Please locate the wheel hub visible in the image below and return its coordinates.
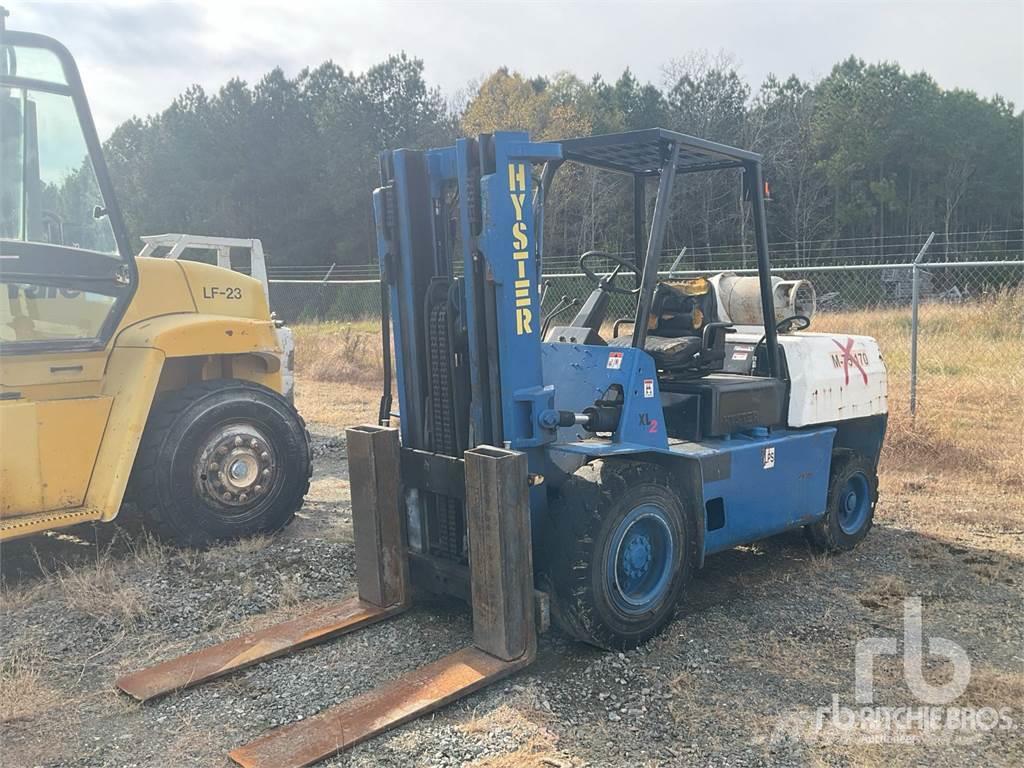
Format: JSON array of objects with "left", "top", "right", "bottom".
[
  {"left": 196, "top": 424, "right": 276, "bottom": 507},
  {"left": 608, "top": 506, "right": 675, "bottom": 614},
  {"left": 837, "top": 472, "right": 870, "bottom": 534},
  {"left": 622, "top": 534, "right": 653, "bottom": 579}
]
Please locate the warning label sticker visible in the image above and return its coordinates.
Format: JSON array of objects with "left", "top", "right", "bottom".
[
  {"left": 607, "top": 351, "right": 623, "bottom": 369},
  {"left": 643, "top": 379, "right": 655, "bottom": 398},
  {"left": 731, "top": 344, "right": 753, "bottom": 362}
]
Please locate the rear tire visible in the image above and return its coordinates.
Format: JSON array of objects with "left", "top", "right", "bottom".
[
  {"left": 545, "top": 460, "right": 696, "bottom": 650},
  {"left": 131, "top": 379, "right": 312, "bottom": 547},
  {"left": 806, "top": 450, "right": 877, "bottom": 552}
]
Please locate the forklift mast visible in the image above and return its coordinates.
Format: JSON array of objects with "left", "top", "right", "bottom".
[
  {"left": 374, "top": 134, "right": 562, "bottom": 566},
  {"left": 375, "top": 135, "right": 565, "bottom": 444}
]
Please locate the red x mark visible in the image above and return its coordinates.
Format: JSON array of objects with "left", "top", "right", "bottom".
[{"left": 833, "top": 337, "right": 869, "bottom": 385}]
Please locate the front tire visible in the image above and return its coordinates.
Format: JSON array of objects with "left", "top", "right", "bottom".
[
  {"left": 545, "top": 460, "right": 696, "bottom": 650},
  {"left": 131, "top": 379, "right": 312, "bottom": 547}
]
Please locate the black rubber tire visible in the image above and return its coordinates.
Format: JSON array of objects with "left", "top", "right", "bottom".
[
  {"left": 544, "top": 459, "right": 696, "bottom": 651},
  {"left": 130, "top": 379, "right": 312, "bottom": 547},
  {"left": 806, "top": 449, "right": 878, "bottom": 552}
]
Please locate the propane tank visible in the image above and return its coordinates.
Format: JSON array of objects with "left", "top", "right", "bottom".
[{"left": 708, "top": 273, "right": 816, "bottom": 326}]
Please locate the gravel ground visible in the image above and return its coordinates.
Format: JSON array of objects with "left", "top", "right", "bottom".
[{"left": 1, "top": 418, "right": 1021, "bottom": 767}]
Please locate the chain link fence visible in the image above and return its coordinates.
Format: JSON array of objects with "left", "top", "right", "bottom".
[
  {"left": 269, "top": 279, "right": 383, "bottom": 323},
  {"left": 270, "top": 230, "right": 1023, "bottom": 422}
]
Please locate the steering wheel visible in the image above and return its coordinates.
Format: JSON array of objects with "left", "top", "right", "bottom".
[
  {"left": 776, "top": 314, "right": 811, "bottom": 333},
  {"left": 578, "top": 251, "right": 641, "bottom": 296},
  {"left": 750, "top": 314, "right": 811, "bottom": 371}
]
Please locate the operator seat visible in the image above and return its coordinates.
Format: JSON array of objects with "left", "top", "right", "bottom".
[
  {"left": 609, "top": 334, "right": 704, "bottom": 369},
  {"left": 610, "top": 276, "right": 787, "bottom": 439},
  {"left": 608, "top": 277, "right": 725, "bottom": 375}
]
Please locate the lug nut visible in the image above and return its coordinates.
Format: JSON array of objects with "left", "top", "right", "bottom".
[
  {"left": 260, "top": 452, "right": 270, "bottom": 461},
  {"left": 262, "top": 468, "right": 270, "bottom": 478},
  {"left": 217, "top": 445, "right": 228, "bottom": 455},
  {"left": 250, "top": 438, "right": 259, "bottom": 448},
  {"left": 254, "top": 485, "right": 263, "bottom": 494},
  {"left": 209, "top": 462, "right": 219, "bottom": 471},
  {"left": 222, "top": 492, "right": 233, "bottom": 500},
  {"left": 239, "top": 493, "right": 248, "bottom": 502},
  {"left": 234, "top": 436, "right": 243, "bottom": 446}
]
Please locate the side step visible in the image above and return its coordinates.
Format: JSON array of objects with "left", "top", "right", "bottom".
[{"left": 0, "top": 507, "right": 102, "bottom": 540}]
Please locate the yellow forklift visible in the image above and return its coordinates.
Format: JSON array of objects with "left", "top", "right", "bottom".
[{"left": 0, "top": 19, "right": 312, "bottom": 546}]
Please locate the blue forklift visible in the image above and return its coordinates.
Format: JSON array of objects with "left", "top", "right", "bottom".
[{"left": 119, "top": 129, "right": 888, "bottom": 768}]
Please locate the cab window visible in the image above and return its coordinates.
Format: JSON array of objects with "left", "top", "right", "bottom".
[
  {"left": 1, "top": 76, "right": 116, "bottom": 252},
  {"left": 1, "top": 38, "right": 127, "bottom": 350}
]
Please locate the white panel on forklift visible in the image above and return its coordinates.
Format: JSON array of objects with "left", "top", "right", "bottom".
[{"left": 730, "top": 330, "right": 888, "bottom": 427}]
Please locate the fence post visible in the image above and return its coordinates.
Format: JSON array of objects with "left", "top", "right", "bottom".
[
  {"left": 316, "top": 262, "right": 336, "bottom": 320},
  {"left": 909, "top": 232, "right": 935, "bottom": 419}
]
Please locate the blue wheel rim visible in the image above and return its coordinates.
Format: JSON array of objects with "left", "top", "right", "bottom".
[
  {"left": 837, "top": 472, "right": 871, "bottom": 534},
  {"left": 606, "top": 504, "right": 675, "bottom": 615}
]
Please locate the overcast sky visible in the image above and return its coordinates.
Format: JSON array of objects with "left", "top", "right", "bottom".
[{"left": 10, "top": 0, "right": 1024, "bottom": 137}]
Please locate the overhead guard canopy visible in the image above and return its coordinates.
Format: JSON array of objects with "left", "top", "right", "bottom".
[{"left": 558, "top": 127, "right": 761, "bottom": 176}]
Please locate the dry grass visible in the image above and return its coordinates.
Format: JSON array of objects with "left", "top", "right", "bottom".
[
  {"left": 813, "top": 287, "right": 1024, "bottom": 487},
  {"left": 273, "top": 572, "right": 306, "bottom": 609},
  {"left": 467, "top": 737, "right": 571, "bottom": 768},
  {"left": 960, "top": 666, "right": 1024, "bottom": 709},
  {"left": 459, "top": 702, "right": 567, "bottom": 767},
  {"left": 0, "top": 578, "right": 51, "bottom": 612},
  {"left": 292, "top": 290, "right": 1023, "bottom": 488},
  {"left": 291, "top": 320, "right": 387, "bottom": 426},
  {"left": 0, "top": 649, "right": 60, "bottom": 723},
  {"left": 459, "top": 700, "right": 547, "bottom": 735},
  {"left": 2, "top": 534, "right": 166, "bottom": 620},
  {"left": 55, "top": 556, "right": 149, "bottom": 628},
  {"left": 856, "top": 574, "right": 909, "bottom": 611},
  {"left": 292, "top": 320, "right": 384, "bottom": 386},
  {"left": 726, "top": 627, "right": 835, "bottom": 688},
  {"left": 124, "top": 530, "right": 171, "bottom": 568},
  {"left": 294, "top": 378, "right": 381, "bottom": 429},
  {"left": 203, "top": 533, "right": 272, "bottom": 565}
]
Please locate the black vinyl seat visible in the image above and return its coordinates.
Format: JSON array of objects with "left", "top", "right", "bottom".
[
  {"left": 608, "top": 334, "right": 702, "bottom": 369},
  {"left": 607, "top": 278, "right": 729, "bottom": 376}
]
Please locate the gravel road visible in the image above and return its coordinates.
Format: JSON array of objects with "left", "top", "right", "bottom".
[{"left": 1, "top": 423, "right": 1021, "bottom": 767}]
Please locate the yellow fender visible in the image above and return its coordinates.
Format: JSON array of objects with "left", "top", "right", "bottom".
[
  {"left": 84, "top": 315, "right": 285, "bottom": 522},
  {"left": 116, "top": 313, "right": 282, "bottom": 363}
]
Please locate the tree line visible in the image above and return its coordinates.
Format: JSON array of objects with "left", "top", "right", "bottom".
[{"left": 92, "top": 51, "right": 1021, "bottom": 268}]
